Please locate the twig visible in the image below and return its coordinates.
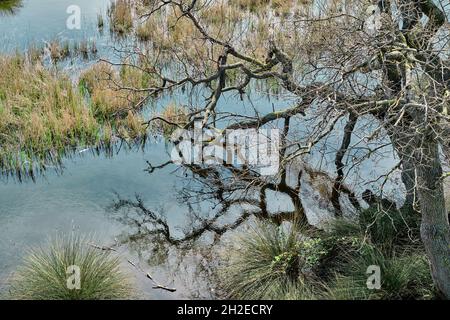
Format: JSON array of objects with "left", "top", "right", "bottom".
[
  {"left": 126, "top": 259, "right": 177, "bottom": 293},
  {"left": 90, "top": 243, "right": 177, "bottom": 293},
  {"left": 89, "top": 243, "right": 117, "bottom": 252}
]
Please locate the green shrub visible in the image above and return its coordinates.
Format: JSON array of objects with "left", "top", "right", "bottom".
[{"left": 9, "top": 234, "right": 133, "bottom": 300}]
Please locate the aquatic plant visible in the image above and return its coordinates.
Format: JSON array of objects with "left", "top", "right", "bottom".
[
  {"left": 74, "top": 40, "right": 98, "bottom": 59},
  {"left": 97, "top": 13, "right": 104, "bottom": 29},
  {"left": 0, "top": 54, "right": 147, "bottom": 180},
  {"left": 48, "top": 40, "right": 71, "bottom": 62},
  {"left": 9, "top": 234, "right": 133, "bottom": 300},
  {"left": 79, "top": 61, "right": 150, "bottom": 122},
  {"left": 155, "top": 103, "right": 189, "bottom": 137},
  {"left": 136, "top": 18, "right": 155, "bottom": 42},
  {"left": 109, "top": 0, "right": 133, "bottom": 34},
  {"left": 0, "top": 54, "right": 101, "bottom": 179},
  {"left": 26, "top": 44, "right": 44, "bottom": 63}
]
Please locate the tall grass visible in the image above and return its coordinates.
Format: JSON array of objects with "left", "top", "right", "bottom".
[
  {"left": 320, "top": 207, "right": 433, "bottom": 300},
  {"left": 155, "top": 103, "right": 188, "bottom": 137},
  {"left": 109, "top": 0, "right": 133, "bottom": 34},
  {"left": 78, "top": 62, "right": 148, "bottom": 140},
  {"left": 0, "top": 54, "right": 148, "bottom": 180},
  {"left": 324, "top": 249, "right": 433, "bottom": 300},
  {"left": 49, "top": 40, "right": 70, "bottom": 62},
  {"left": 9, "top": 234, "right": 132, "bottom": 300},
  {"left": 0, "top": 54, "right": 101, "bottom": 179},
  {"left": 97, "top": 14, "right": 104, "bottom": 29}
]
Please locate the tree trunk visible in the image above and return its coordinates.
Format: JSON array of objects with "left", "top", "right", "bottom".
[
  {"left": 386, "top": 124, "right": 417, "bottom": 210},
  {"left": 415, "top": 141, "right": 450, "bottom": 299},
  {"left": 401, "top": 156, "right": 416, "bottom": 209}
]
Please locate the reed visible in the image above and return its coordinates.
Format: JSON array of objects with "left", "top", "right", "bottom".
[
  {"left": 109, "top": 0, "right": 133, "bottom": 34},
  {"left": 0, "top": 54, "right": 148, "bottom": 180}
]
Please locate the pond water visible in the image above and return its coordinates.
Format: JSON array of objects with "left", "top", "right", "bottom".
[
  {"left": 0, "top": 0, "right": 109, "bottom": 52},
  {"left": 0, "top": 0, "right": 399, "bottom": 299},
  {"left": 0, "top": 0, "right": 193, "bottom": 299}
]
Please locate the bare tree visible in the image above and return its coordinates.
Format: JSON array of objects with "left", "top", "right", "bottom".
[{"left": 106, "top": 0, "right": 450, "bottom": 298}]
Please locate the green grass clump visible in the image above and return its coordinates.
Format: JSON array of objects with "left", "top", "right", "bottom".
[
  {"left": 219, "top": 222, "right": 325, "bottom": 299},
  {"left": 218, "top": 207, "right": 435, "bottom": 300},
  {"left": 324, "top": 248, "right": 433, "bottom": 300},
  {"left": 0, "top": 0, "right": 22, "bottom": 15},
  {"left": 320, "top": 207, "right": 433, "bottom": 300},
  {"left": 9, "top": 234, "right": 132, "bottom": 300},
  {"left": 78, "top": 62, "right": 148, "bottom": 140}
]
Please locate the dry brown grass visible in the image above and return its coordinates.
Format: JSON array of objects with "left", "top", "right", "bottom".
[
  {"left": 48, "top": 40, "right": 70, "bottom": 62},
  {"left": 0, "top": 55, "right": 100, "bottom": 178},
  {"left": 109, "top": 0, "right": 133, "bottom": 34},
  {"left": 0, "top": 55, "right": 148, "bottom": 179}
]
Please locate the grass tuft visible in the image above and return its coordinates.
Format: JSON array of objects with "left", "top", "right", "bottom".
[
  {"left": 9, "top": 234, "right": 133, "bottom": 300},
  {"left": 218, "top": 222, "right": 323, "bottom": 299},
  {"left": 0, "top": 0, "right": 22, "bottom": 15}
]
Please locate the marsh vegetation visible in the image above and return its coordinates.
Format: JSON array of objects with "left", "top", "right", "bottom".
[{"left": 0, "top": 53, "right": 148, "bottom": 180}]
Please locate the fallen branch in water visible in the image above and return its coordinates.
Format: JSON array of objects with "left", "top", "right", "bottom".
[
  {"left": 126, "top": 259, "right": 177, "bottom": 293},
  {"left": 89, "top": 243, "right": 117, "bottom": 252},
  {"left": 89, "top": 242, "right": 177, "bottom": 293}
]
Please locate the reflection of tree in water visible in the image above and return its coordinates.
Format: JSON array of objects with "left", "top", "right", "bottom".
[
  {"left": 0, "top": 0, "right": 22, "bottom": 15},
  {"left": 111, "top": 116, "right": 368, "bottom": 246},
  {"left": 109, "top": 122, "right": 373, "bottom": 297}
]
